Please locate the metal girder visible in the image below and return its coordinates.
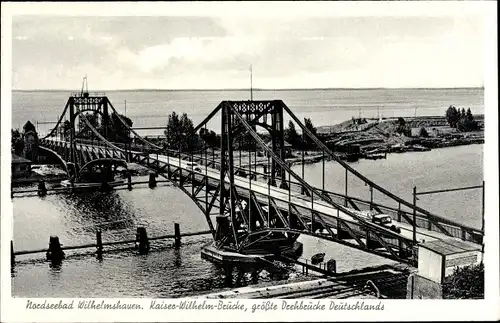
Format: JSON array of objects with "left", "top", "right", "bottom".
[
  {"left": 290, "top": 205, "right": 309, "bottom": 231},
  {"left": 368, "top": 230, "right": 400, "bottom": 259},
  {"left": 230, "top": 186, "right": 248, "bottom": 228},
  {"left": 269, "top": 198, "right": 290, "bottom": 228},
  {"left": 338, "top": 219, "right": 367, "bottom": 249},
  {"left": 258, "top": 227, "right": 410, "bottom": 264},
  {"left": 312, "top": 211, "right": 336, "bottom": 237},
  {"left": 250, "top": 192, "right": 268, "bottom": 227}
]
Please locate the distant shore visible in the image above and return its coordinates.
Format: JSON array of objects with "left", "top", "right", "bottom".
[{"left": 12, "top": 87, "right": 485, "bottom": 93}]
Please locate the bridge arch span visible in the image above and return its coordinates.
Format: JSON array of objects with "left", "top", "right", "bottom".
[
  {"left": 38, "top": 146, "right": 70, "bottom": 175},
  {"left": 129, "top": 155, "right": 216, "bottom": 236}
]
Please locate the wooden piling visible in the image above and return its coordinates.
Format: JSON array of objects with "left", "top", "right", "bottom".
[
  {"left": 96, "top": 230, "right": 103, "bottom": 254},
  {"left": 327, "top": 259, "right": 337, "bottom": 273},
  {"left": 148, "top": 173, "right": 157, "bottom": 189},
  {"left": 136, "top": 227, "right": 150, "bottom": 254},
  {"left": 46, "top": 235, "right": 65, "bottom": 262},
  {"left": 127, "top": 173, "right": 132, "bottom": 190},
  {"left": 174, "top": 223, "right": 181, "bottom": 249},
  {"left": 37, "top": 180, "right": 47, "bottom": 197}
]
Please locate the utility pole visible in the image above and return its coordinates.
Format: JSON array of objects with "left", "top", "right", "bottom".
[{"left": 125, "top": 100, "right": 127, "bottom": 117}]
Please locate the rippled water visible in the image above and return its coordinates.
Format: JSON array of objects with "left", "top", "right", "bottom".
[
  {"left": 11, "top": 144, "right": 483, "bottom": 297},
  {"left": 12, "top": 88, "right": 484, "bottom": 136}
]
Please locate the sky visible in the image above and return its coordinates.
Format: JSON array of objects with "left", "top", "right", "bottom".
[{"left": 11, "top": 11, "right": 486, "bottom": 90}]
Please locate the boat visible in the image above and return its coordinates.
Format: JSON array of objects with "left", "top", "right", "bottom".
[
  {"left": 311, "top": 252, "right": 326, "bottom": 265},
  {"left": 406, "top": 144, "right": 431, "bottom": 152},
  {"left": 364, "top": 152, "right": 386, "bottom": 160}
]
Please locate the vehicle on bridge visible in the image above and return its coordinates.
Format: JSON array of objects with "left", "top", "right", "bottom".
[
  {"left": 360, "top": 210, "right": 401, "bottom": 233},
  {"left": 186, "top": 161, "right": 202, "bottom": 173},
  {"left": 311, "top": 252, "right": 326, "bottom": 264}
]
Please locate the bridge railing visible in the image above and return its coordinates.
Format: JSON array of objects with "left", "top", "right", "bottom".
[
  {"left": 318, "top": 190, "right": 483, "bottom": 244},
  {"left": 42, "top": 136, "right": 483, "bottom": 245}
]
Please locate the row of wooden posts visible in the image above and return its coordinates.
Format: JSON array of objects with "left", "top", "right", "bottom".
[
  {"left": 11, "top": 173, "right": 162, "bottom": 197},
  {"left": 11, "top": 223, "right": 211, "bottom": 266}
]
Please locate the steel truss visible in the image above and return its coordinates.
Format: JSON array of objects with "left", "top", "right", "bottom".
[{"left": 39, "top": 98, "right": 484, "bottom": 266}]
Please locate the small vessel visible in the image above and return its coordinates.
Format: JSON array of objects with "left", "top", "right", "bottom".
[
  {"left": 364, "top": 152, "right": 386, "bottom": 160},
  {"left": 311, "top": 252, "right": 326, "bottom": 265}
]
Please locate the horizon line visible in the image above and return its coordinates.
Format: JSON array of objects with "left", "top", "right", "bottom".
[{"left": 12, "top": 86, "right": 485, "bottom": 92}]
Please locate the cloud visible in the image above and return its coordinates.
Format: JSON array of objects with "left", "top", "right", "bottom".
[
  {"left": 115, "top": 36, "right": 263, "bottom": 73},
  {"left": 11, "top": 15, "right": 485, "bottom": 89}
]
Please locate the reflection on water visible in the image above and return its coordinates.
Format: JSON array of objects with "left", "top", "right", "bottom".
[
  {"left": 11, "top": 145, "right": 483, "bottom": 297},
  {"left": 12, "top": 241, "right": 304, "bottom": 298}
]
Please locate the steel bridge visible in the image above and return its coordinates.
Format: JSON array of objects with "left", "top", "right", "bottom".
[{"left": 38, "top": 93, "right": 483, "bottom": 266}]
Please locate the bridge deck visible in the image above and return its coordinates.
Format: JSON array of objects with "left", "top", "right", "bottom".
[
  {"left": 154, "top": 153, "right": 476, "bottom": 247},
  {"left": 41, "top": 138, "right": 481, "bottom": 250}
]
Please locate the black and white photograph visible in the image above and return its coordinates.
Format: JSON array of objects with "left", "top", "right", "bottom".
[{"left": 1, "top": 1, "right": 498, "bottom": 322}]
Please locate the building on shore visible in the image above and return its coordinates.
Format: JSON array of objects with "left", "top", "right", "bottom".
[
  {"left": 262, "top": 140, "right": 293, "bottom": 157},
  {"left": 410, "top": 126, "right": 457, "bottom": 138},
  {"left": 22, "top": 121, "right": 39, "bottom": 162},
  {"left": 12, "top": 154, "right": 32, "bottom": 178}
]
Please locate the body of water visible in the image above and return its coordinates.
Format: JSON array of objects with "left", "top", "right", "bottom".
[
  {"left": 12, "top": 88, "right": 484, "bottom": 136},
  {"left": 10, "top": 88, "right": 484, "bottom": 297}
]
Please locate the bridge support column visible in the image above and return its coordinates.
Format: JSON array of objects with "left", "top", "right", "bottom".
[
  {"left": 46, "top": 236, "right": 65, "bottom": 263},
  {"left": 127, "top": 173, "right": 132, "bottom": 190},
  {"left": 214, "top": 215, "right": 230, "bottom": 246},
  {"left": 37, "top": 180, "right": 47, "bottom": 197},
  {"left": 326, "top": 259, "right": 337, "bottom": 273},
  {"left": 96, "top": 230, "right": 103, "bottom": 257},
  {"left": 174, "top": 223, "right": 181, "bottom": 249},
  {"left": 148, "top": 173, "right": 157, "bottom": 189},
  {"left": 136, "top": 227, "right": 150, "bottom": 255}
]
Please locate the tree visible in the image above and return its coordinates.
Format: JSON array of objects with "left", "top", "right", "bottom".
[
  {"left": 396, "top": 117, "right": 408, "bottom": 135},
  {"left": 61, "top": 120, "right": 71, "bottom": 140},
  {"left": 303, "top": 118, "right": 317, "bottom": 149},
  {"left": 164, "top": 112, "right": 199, "bottom": 152},
  {"left": 200, "top": 128, "right": 219, "bottom": 148},
  {"left": 442, "top": 263, "right": 484, "bottom": 299},
  {"left": 455, "top": 107, "right": 479, "bottom": 132},
  {"left": 445, "top": 105, "right": 461, "bottom": 128},
  {"left": 11, "top": 129, "right": 24, "bottom": 155},
  {"left": 284, "top": 120, "right": 299, "bottom": 148},
  {"left": 110, "top": 112, "right": 132, "bottom": 143},
  {"left": 419, "top": 127, "right": 429, "bottom": 138}
]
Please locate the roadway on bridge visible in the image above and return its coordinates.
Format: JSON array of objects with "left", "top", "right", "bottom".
[
  {"left": 150, "top": 152, "right": 463, "bottom": 246},
  {"left": 43, "top": 138, "right": 477, "bottom": 248}
]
